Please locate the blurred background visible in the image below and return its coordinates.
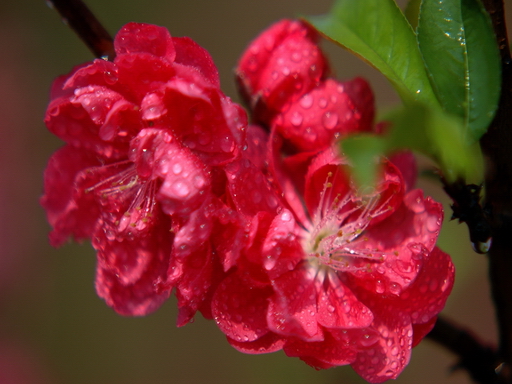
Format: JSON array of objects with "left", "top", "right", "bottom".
[{"left": 0, "top": 0, "right": 509, "bottom": 383}]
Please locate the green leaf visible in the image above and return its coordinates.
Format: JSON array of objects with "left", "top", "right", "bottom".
[
  {"left": 306, "top": 0, "right": 438, "bottom": 106},
  {"left": 417, "top": 0, "right": 501, "bottom": 142},
  {"left": 342, "top": 101, "right": 484, "bottom": 186},
  {"left": 341, "top": 135, "right": 386, "bottom": 187}
]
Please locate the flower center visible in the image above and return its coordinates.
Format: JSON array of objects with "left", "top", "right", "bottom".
[
  {"left": 303, "top": 170, "right": 393, "bottom": 272},
  {"left": 85, "top": 161, "right": 159, "bottom": 237}
]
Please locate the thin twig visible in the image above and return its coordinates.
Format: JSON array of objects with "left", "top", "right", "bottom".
[
  {"left": 46, "top": 0, "right": 115, "bottom": 60},
  {"left": 427, "top": 316, "right": 503, "bottom": 383}
]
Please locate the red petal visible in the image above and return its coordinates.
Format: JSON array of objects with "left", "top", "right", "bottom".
[
  {"left": 388, "top": 151, "right": 417, "bottom": 192},
  {"left": 399, "top": 247, "right": 454, "bottom": 324},
  {"left": 227, "top": 332, "right": 285, "bottom": 354},
  {"left": 283, "top": 331, "right": 357, "bottom": 368},
  {"left": 273, "top": 78, "right": 374, "bottom": 152},
  {"left": 317, "top": 272, "right": 373, "bottom": 329},
  {"left": 114, "top": 22, "right": 176, "bottom": 62},
  {"left": 348, "top": 189, "right": 444, "bottom": 294},
  {"left": 212, "top": 273, "right": 272, "bottom": 342},
  {"left": 351, "top": 307, "right": 413, "bottom": 383},
  {"left": 236, "top": 19, "right": 327, "bottom": 121},
  {"left": 40, "top": 146, "right": 103, "bottom": 246},
  {"left": 411, "top": 317, "right": 437, "bottom": 347},
  {"left": 94, "top": 220, "right": 173, "bottom": 316},
  {"left": 267, "top": 264, "right": 323, "bottom": 341},
  {"left": 173, "top": 36, "right": 220, "bottom": 88},
  {"left": 172, "top": 242, "right": 215, "bottom": 326}
]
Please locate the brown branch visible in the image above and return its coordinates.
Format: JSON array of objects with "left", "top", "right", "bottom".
[
  {"left": 480, "top": 0, "right": 512, "bottom": 382},
  {"left": 46, "top": 0, "right": 115, "bottom": 60},
  {"left": 427, "top": 317, "right": 503, "bottom": 383}
]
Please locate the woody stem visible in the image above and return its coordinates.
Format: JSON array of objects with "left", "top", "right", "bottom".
[{"left": 46, "top": 0, "right": 115, "bottom": 59}]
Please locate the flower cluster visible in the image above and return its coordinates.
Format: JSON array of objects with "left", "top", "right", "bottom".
[{"left": 42, "top": 21, "right": 454, "bottom": 383}]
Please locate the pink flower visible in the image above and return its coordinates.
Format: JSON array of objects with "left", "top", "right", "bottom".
[
  {"left": 41, "top": 23, "right": 247, "bottom": 321},
  {"left": 211, "top": 19, "right": 455, "bottom": 383},
  {"left": 213, "top": 136, "right": 454, "bottom": 382},
  {"left": 236, "top": 19, "right": 375, "bottom": 152}
]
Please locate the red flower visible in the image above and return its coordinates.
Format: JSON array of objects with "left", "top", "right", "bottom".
[
  {"left": 236, "top": 19, "right": 375, "bottom": 152},
  {"left": 212, "top": 19, "right": 455, "bottom": 382},
  {"left": 41, "top": 23, "right": 247, "bottom": 320},
  {"left": 213, "top": 138, "right": 454, "bottom": 382}
]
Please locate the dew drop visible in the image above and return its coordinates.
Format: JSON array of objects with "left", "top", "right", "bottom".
[
  {"left": 290, "top": 112, "right": 303, "bottom": 127},
  {"left": 375, "top": 280, "right": 385, "bottom": 294},
  {"left": 172, "top": 163, "right": 183, "bottom": 175},
  {"left": 299, "top": 94, "right": 313, "bottom": 109},
  {"left": 304, "top": 128, "right": 317, "bottom": 142},
  {"left": 281, "top": 211, "right": 292, "bottom": 222},
  {"left": 426, "top": 215, "right": 440, "bottom": 232},
  {"left": 410, "top": 197, "right": 425, "bottom": 213},
  {"left": 221, "top": 137, "right": 235, "bottom": 153},
  {"left": 322, "top": 112, "right": 339, "bottom": 130},
  {"left": 172, "top": 181, "right": 190, "bottom": 197}
]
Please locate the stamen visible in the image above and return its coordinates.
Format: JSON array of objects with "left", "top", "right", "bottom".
[{"left": 304, "top": 169, "right": 398, "bottom": 272}]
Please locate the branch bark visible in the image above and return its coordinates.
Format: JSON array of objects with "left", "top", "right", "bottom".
[
  {"left": 479, "top": 0, "right": 512, "bottom": 382},
  {"left": 426, "top": 316, "right": 501, "bottom": 383},
  {"left": 46, "top": 0, "right": 114, "bottom": 59}
]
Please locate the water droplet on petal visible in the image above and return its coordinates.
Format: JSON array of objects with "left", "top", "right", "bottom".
[
  {"left": 299, "top": 94, "right": 313, "bottom": 109},
  {"left": 426, "top": 215, "right": 440, "bottom": 232},
  {"left": 172, "top": 181, "right": 190, "bottom": 197},
  {"left": 322, "top": 112, "right": 339, "bottom": 130},
  {"left": 172, "top": 163, "right": 183, "bottom": 175},
  {"left": 304, "top": 128, "right": 317, "bottom": 142},
  {"left": 290, "top": 112, "right": 303, "bottom": 127},
  {"left": 375, "top": 280, "right": 385, "bottom": 294},
  {"left": 410, "top": 197, "right": 425, "bottom": 213}
]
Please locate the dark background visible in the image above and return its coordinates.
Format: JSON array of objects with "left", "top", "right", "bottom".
[{"left": 0, "top": 0, "right": 508, "bottom": 383}]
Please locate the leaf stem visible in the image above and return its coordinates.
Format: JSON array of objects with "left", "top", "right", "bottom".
[{"left": 46, "top": 0, "right": 115, "bottom": 60}]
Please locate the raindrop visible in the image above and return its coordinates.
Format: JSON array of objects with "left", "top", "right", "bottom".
[
  {"left": 172, "top": 181, "right": 190, "bottom": 197},
  {"left": 322, "top": 112, "right": 339, "bottom": 130},
  {"left": 426, "top": 215, "right": 439, "bottom": 232},
  {"left": 299, "top": 94, "right": 313, "bottom": 109},
  {"left": 172, "top": 163, "right": 183, "bottom": 175},
  {"left": 304, "top": 128, "right": 317, "bottom": 142},
  {"left": 290, "top": 112, "right": 303, "bottom": 127},
  {"left": 375, "top": 280, "right": 385, "bottom": 294},
  {"left": 281, "top": 211, "right": 292, "bottom": 222},
  {"left": 221, "top": 137, "right": 235, "bottom": 152}
]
